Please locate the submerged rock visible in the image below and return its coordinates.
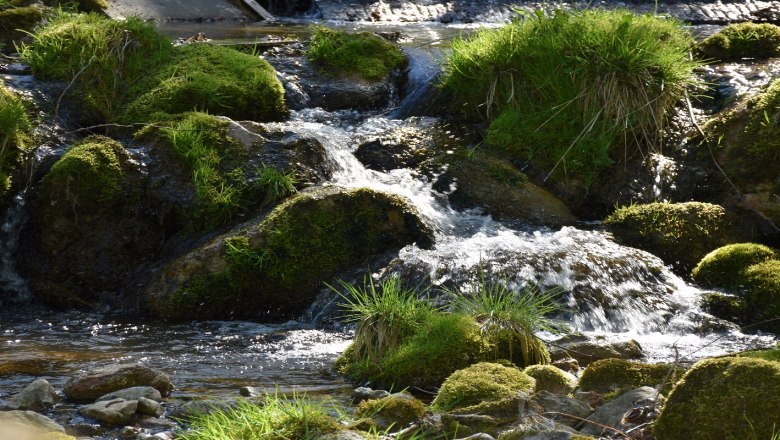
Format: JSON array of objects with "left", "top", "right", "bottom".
[{"left": 64, "top": 364, "right": 173, "bottom": 402}]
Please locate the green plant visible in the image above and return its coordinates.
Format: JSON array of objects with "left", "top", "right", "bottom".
[
  {"left": 255, "top": 164, "right": 297, "bottom": 206},
  {"left": 578, "top": 358, "right": 680, "bottom": 395},
  {"left": 449, "top": 275, "right": 566, "bottom": 367},
  {"left": 0, "top": 83, "right": 29, "bottom": 197},
  {"left": 177, "top": 393, "right": 342, "bottom": 440},
  {"left": 306, "top": 26, "right": 406, "bottom": 80},
  {"left": 441, "top": 9, "right": 699, "bottom": 186},
  {"left": 696, "top": 22, "right": 780, "bottom": 61},
  {"left": 431, "top": 362, "right": 536, "bottom": 412}
]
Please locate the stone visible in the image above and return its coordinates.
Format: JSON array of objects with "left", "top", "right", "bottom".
[
  {"left": 0, "top": 410, "right": 66, "bottom": 439},
  {"left": 79, "top": 398, "right": 139, "bottom": 426},
  {"left": 550, "top": 336, "right": 643, "bottom": 366},
  {"left": 137, "top": 396, "right": 164, "bottom": 417},
  {"left": 239, "top": 386, "right": 260, "bottom": 397},
  {"left": 532, "top": 390, "right": 592, "bottom": 427},
  {"left": 316, "top": 430, "right": 366, "bottom": 440},
  {"left": 351, "top": 387, "right": 390, "bottom": 404},
  {"left": 580, "top": 386, "right": 661, "bottom": 437},
  {"left": 97, "top": 386, "right": 163, "bottom": 403},
  {"left": 455, "top": 434, "right": 495, "bottom": 440},
  {"left": 7, "top": 378, "right": 59, "bottom": 411},
  {"left": 64, "top": 364, "right": 173, "bottom": 402}
]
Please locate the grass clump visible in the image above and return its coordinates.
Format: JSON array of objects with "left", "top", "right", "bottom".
[
  {"left": 696, "top": 22, "right": 780, "bottom": 61},
  {"left": 654, "top": 357, "right": 780, "bottom": 440},
  {"left": 306, "top": 26, "right": 406, "bottom": 81},
  {"left": 578, "top": 358, "right": 680, "bottom": 395},
  {"left": 441, "top": 9, "right": 698, "bottom": 187},
  {"left": 18, "top": 11, "right": 172, "bottom": 124},
  {"left": 177, "top": 394, "right": 342, "bottom": 440},
  {"left": 691, "top": 243, "right": 776, "bottom": 288},
  {"left": 431, "top": 362, "right": 535, "bottom": 412},
  {"left": 604, "top": 202, "right": 727, "bottom": 271},
  {"left": 450, "top": 277, "right": 565, "bottom": 367},
  {"left": 0, "top": 83, "right": 30, "bottom": 197},
  {"left": 523, "top": 364, "right": 576, "bottom": 395},
  {"left": 124, "top": 43, "right": 288, "bottom": 123}
]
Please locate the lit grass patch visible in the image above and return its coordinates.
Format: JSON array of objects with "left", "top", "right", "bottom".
[
  {"left": 0, "top": 83, "right": 30, "bottom": 197},
  {"left": 696, "top": 22, "right": 780, "bottom": 61},
  {"left": 441, "top": 9, "right": 699, "bottom": 186},
  {"left": 256, "top": 163, "right": 297, "bottom": 207},
  {"left": 306, "top": 26, "right": 406, "bottom": 81}
]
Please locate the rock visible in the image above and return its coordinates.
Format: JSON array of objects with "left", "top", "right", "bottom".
[
  {"left": 432, "top": 363, "right": 536, "bottom": 415},
  {"left": 354, "top": 123, "right": 438, "bottom": 172},
  {"left": 64, "top": 364, "right": 173, "bottom": 402},
  {"left": 444, "top": 154, "right": 577, "bottom": 227},
  {"left": 79, "top": 398, "right": 139, "bottom": 426},
  {"left": 351, "top": 387, "right": 389, "bottom": 404},
  {"left": 97, "top": 386, "right": 163, "bottom": 403},
  {"left": 316, "top": 430, "right": 366, "bottom": 440},
  {"left": 169, "top": 400, "right": 235, "bottom": 422},
  {"left": 455, "top": 434, "right": 495, "bottom": 440},
  {"left": 551, "top": 358, "right": 579, "bottom": 374},
  {"left": 577, "top": 358, "right": 680, "bottom": 395},
  {"left": 532, "top": 390, "right": 592, "bottom": 427},
  {"left": 137, "top": 397, "right": 164, "bottom": 417},
  {"left": 550, "top": 336, "right": 643, "bottom": 366},
  {"left": 0, "top": 410, "right": 66, "bottom": 439},
  {"left": 355, "top": 392, "right": 426, "bottom": 432},
  {"left": 498, "top": 413, "right": 578, "bottom": 439},
  {"left": 239, "top": 386, "right": 260, "bottom": 397},
  {"left": 7, "top": 378, "right": 59, "bottom": 411},
  {"left": 141, "top": 186, "right": 434, "bottom": 320},
  {"left": 580, "top": 386, "right": 661, "bottom": 437},
  {"left": 523, "top": 365, "right": 577, "bottom": 395}
]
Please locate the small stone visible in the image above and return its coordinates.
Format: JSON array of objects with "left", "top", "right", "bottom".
[
  {"left": 137, "top": 396, "right": 164, "bottom": 417},
  {"left": 239, "top": 386, "right": 260, "bottom": 397},
  {"left": 120, "top": 426, "right": 139, "bottom": 439},
  {"left": 98, "top": 386, "right": 163, "bottom": 403},
  {"left": 351, "top": 387, "right": 390, "bottom": 404},
  {"left": 65, "top": 364, "right": 173, "bottom": 402},
  {"left": 79, "top": 398, "right": 139, "bottom": 426},
  {"left": 7, "top": 378, "right": 59, "bottom": 411}
]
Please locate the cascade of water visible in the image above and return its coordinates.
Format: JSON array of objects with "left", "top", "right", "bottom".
[{"left": 0, "top": 190, "right": 30, "bottom": 304}]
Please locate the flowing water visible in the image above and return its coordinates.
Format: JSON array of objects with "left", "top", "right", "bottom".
[{"left": 0, "top": 21, "right": 777, "bottom": 425}]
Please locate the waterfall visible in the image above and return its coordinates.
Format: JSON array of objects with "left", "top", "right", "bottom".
[{"left": 0, "top": 190, "right": 30, "bottom": 304}]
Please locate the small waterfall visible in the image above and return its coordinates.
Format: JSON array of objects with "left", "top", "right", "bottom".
[{"left": 0, "top": 190, "right": 30, "bottom": 304}]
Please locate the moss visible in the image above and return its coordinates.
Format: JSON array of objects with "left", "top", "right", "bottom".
[
  {"left": 306, "top": 26, "right": 406, "bottom": 81},
  {"left": 124, "top": 43, "right": 288, "bottom": 123},
  {"left": 482, "top": 326, "right": 552, "bottom": 369},
  {"left": 578, "top": 358, "right": 680, "bottom": 395},
  {"left": 0, "top": 83, "right": 30, "bottom": 199},
  {"left": 738, "top": 345, "right": 780, "bottom": 362},
  {"left": 43, "top": 135, "right": 127, "bottom": 218},
  {"left": 692, "top": 243, "right": 776, "bottom": 288},
  {"left": 19, "top": 11, "right": 172, "bottom": 125},
  {"left": 0, "top": 5, "right": 47, "bottom": 48},
  {"left": 523, "top": 364, "right": 576, "bottom": 395},
  {"left": 431, "top": 362, "right": 535, "bottom": 412},
  {"left": 741, "top": 260, "right": 780, "bottom": 333},
  {"left": 701, "top": 292, "right": 746, "bottom": 324},
  {"left": 696, "top": 22, "right": 780, "bottom": 62},
  {"left": 654, "top": 357, "right": 780, "bottom": 440},
  {"left": 354, "top": 394, "right": 426, "bottom": 431},
  {"left": 603, "top": 202, "right": 727, "bottom": 271}
]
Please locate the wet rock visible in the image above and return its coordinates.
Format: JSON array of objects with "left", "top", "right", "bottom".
[
  {"left": 550, "top": 335, "right": 643, "bottom": 366},
  {"left": 532, "top": 391, "right": 592, "bottom": 427},
  {"left": 0, "top": 410, "right": 66, "bottom": 438},
  {"left": 79, "top": 398, "right": 139, "bottom": 426},
  {"left": 580, "top": 386, "right": 662, "bottom": 437},
  {"left": 64, "top": 364, "right": 173, "bottom": 402},
  {"left": 141, "top": 186, "right": 434, "bottom": 320},
  {"left": 169, "top": 400, "right": 235, "bottom": 422},
  {"left": 317, "top": 431, "right": 366, "bottom": 440},
  {"left": 551, "top": 358, "right": 579, "bottom": 374},
  {"left": 7, "top": 378, "right": 59, "bottom": 411},
  {"left": 239, "top": 386, "right": 261, "bottom": 397},
  {"left": 97, "top": 386, "right": 163, "bottom": 403},
  {"left": 351, "top": 386, "right": 390, "bottom": 404},
  {"left": 136, "top": 396, "right": 164, "bottom": 417}
]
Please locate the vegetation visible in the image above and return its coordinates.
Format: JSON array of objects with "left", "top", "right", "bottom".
[
  {"left": 431, "top": 362, "right": 535, "bottom": 412},
  {"left": 18, "top": 11, "right": 172, "bottom": 124},
  {"left": 124, "top": 43, "right": 288, "bottom": 123},
  {"left": 0, "top": 83, "right": 30, "bottom": 198},
  {"left": 696, "top": 22, "right": 780, "bottom": 61},
  {"left": 440, "top": 9, "right": 698, "bottom": 186},
  {"left": 578, "top": 358, "right": 680, "bottom": 395},
  {"left": 354, "top": 394, "right": 426, "bottom": 431},
  {"left": 604, "top": 202, "right": 727, "bottom": 271},
  {"left": 0, "top": 4, "right": 47, "bottom": 49},
  {"left": 177, "top": 394, "right": 342, "bottom": 440},
  {"left": 741, "top": 260, "right": 780, "bottom": 333},
  {"left": 691, "top": 243, "right": 776, "bottom": 288},
  {"left": 654, "top": 357, "right": 780, "bottom": 440},
  {"left": 306, "top": 26, "right": 406, "bottom": 81},
  {"left": 523, "top": 364, "right": 576, "bottom": 395}
]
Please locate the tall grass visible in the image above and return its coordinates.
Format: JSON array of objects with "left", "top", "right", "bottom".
[{"left": 441, "top": 9, "right": 700, "bottom": 186}]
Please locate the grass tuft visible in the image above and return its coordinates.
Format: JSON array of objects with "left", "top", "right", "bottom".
[{"left": 306, "top": 26, "right": 406, "bottom": 81}]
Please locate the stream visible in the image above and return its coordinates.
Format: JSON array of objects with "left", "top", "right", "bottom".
[{"left": 1, "top": 18, "right": 778, "bottom": 435}]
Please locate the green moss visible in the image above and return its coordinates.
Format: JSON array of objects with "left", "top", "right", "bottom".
[
  {"left": 431, "top": 362, "right": 535, "bottom": 412},
  {"left": 578, "top": 358, "right": 680, "bottom": 395},
  {"left": 441, "top": 9, "right": 698, "bottom": 187},
  {"left": 604, "top": 202, "right": 727, "bottom": 271},
  {"left": 741, "top": 260, "right": 780, "bottom": 333},
  {"left": 738, "top": 345, "right": 780, "bottom": 362},
  {"left": 692, "top": 243, "right": 776, "bottom": 288},
  {"left": 124, "top": 43, "right": 288, "bottom": 123},
  {"left": 696, "top": 22, "right": 780, "bottom": 62},
  {"left": 43, "top": 135, "right": 127, "bottom": 218},
  {"left": 306, "top": 26, "right": 406, "bottom": 81},
  {"left": 0, "top": 5, "right": 47, "bottom": 48},
  {"left": 354, "top": 394, "right": 426, "bottom": 431},
  {"left": 654, "top": 357, "right": 780, "bottom": 440},
  {"left": 523, "top": 364, "right": 576, "bottom": 395},
  {"left": 19, "top": 11, "right": 172, "bottom": 124},
  {"left": 701, "top": 292, "right": 746, "bottom": 324},
  {"left": 0, "top": 83, "right": 30, "bottom": 198}
]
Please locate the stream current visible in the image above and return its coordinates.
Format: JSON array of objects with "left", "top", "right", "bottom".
[{"left": 0, "top": 20, "right": 777, "bottom": 414}]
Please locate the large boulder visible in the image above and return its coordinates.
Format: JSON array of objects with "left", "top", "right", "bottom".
[
  {"left": 6, "top": 379, "right": 59, "bottom": 411},
  {"left": 654, "top": 357, "right": 780, "bottom": 440},
  {"left": 580, "top": 386, "right": 661, "bottom": 437},
  {"left": 63, "top": 364, "right": 173, "bottom": 402},
  {"left": 431, "top": 362, "right": 536, "bottom": 413},
  {"left": 141, "top": 186, "right": 434, "bottom": 320},
  {"left": 0, "top": 411, "right": 67, "bottom": 439}
]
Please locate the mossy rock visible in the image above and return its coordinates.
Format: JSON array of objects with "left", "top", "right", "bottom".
[
  {"left": 654, "top": 357, "right": 780, "bottom": 440},
  {"left": 604, "top": 202, "right": 728, "bottom": 271},
  {"left": 701, "top": 291, "right": 746, "bottom": 324},
  {"left": 306, "top": 27, "right": 406, "bottom": 81},
  {"left": 354, "top": 393, "right": 426, "bottom": 432},
  {"left": 578, "top": 358, "right": 680, "bottom": 395},
  {"left": 0, "top": 82, "right": 31, "bottom": 199},
  {"left": 431, "top": 362, "right": 535, "bottom": 413},
  {"left": 692, "top": 243, "right": 776, "bottom": 288},
  {"left": 737, "top": 345, "right": 780, "bottom": 362},
  {"left": 141, "top": 186, "right": 434, "bottom": 320},
  {"left": 696, "top": 22, "right": 780, "bottom": 62},
  {"left": 741, "top": 259, "right": 780, "bottom": 333},
  {"left": 523, "top": 364, "right": 576, "bottom": 395},
  {"left": 0, "top": 5, "right": 47, "bottom": 48},
  {"left": 124, "top": 43, "right": 288, "bottom": 123}
]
